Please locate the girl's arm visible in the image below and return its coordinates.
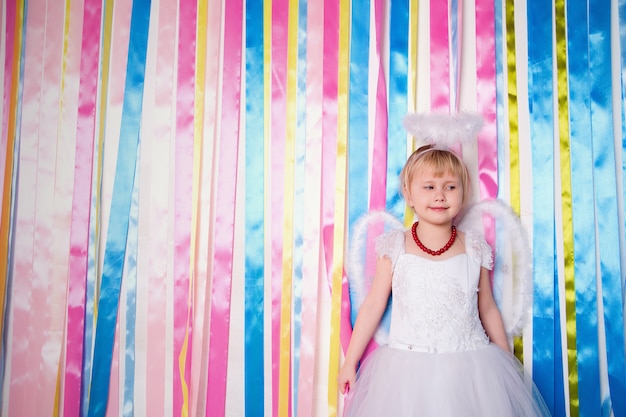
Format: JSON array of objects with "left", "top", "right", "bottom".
[
  {"left": 477, "top": 267, "right": 510, "bottom": 353},
  {"left": 337, "top": 256, "right": 393, "bottom": 394}
]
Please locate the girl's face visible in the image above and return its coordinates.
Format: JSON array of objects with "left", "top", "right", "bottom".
[{"left": 404, "top": 166, "right": 464, "bottom": 225}]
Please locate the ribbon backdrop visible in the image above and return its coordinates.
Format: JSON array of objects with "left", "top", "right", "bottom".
[{"left": 1, "top": 0, "right": 625, "bottom": 416}]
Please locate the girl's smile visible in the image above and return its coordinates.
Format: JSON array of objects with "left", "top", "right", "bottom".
[{"left": 404, "top": 167, "right": 463, "bottom": 225}]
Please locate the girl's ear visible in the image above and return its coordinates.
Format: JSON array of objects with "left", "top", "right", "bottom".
[{"left": 402, "top": 185, "right": 412, "bottom": 206}]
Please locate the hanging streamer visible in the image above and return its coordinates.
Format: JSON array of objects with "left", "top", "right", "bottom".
[
  {"left": 407, "top": 0, "right": 417, "bottom": 117},
  {"left": 141, "top": 1, "right": 177, "bottom": 416},
  {"left": 429, "top": 0, "right": 450, "bottom": 111},
  {"left": 86, "top": 0, "right": 151, "bottom": 414},
  {"left": 270, "top": 0, "right": 288, "bottom": 414},
  {"left": 554, "top": 0, "right": 580, "bottom": 414},
  {"left": 205, "top": 0, "right": 243, "bottom": 415},
  {"left": 371, "top": 0, "right": 388, "bottom": 212},
  {"left": 386, "top": 0, "right": 408, "bottom": 219},
  {"left": 189, "top": 0, "right": 221, "bottom": 413},
  {"left": 290, "top": 0, "right": 308, "bottom": 411},
  {"left": 54, "top": 0, "right": 82, "bottom": 413},
  {"left": 501, "top": 0, "right": 525, "bottom": 365},
  {"left": 0, "top": 0, "right": 13, "bottom": 216},
  {"left": 278, "top": 0, "right": 299, "bottom": 413},
  {"left": 189, "top": 0, "right": 206, "bottom": 409},
  {"left": 505, "top": 0, "right": 520, "bottom": 214},
  {"left": 8, "top": 2, "right": 48, "bottom": 415},
  {"left": 566, "top": 0, "right": 602, "bottom": 415},
  {"left": 122, "top": 156, "right": 140, "bottom": 417},
  {"left": 588, "top": 1, "right": 626, "bottom": 414},
  {"left": 173, "top": 1, "right": 197, "bottom": 415},
  {"left": 450, "top": 0, "right": 460, "bottom": 110},
  {"left": 345, "top": 0, "right": 369, "bottom": 359},
  {"left": 0, "top": 1, "right": 23, "bottom": 377},
  {"left": 64, "top": 0, "right": 102, "bottom": 415},
  {"left": 357, "top": 0, "right": 390, "bottom": 363},
  {"left": 244, "top": 0, "right": 265, "bottom": 414},
  {"left": 295, "top": 0, "right": 324, "bottom": 413},
  {"left": 363, "top": 0, "right": 390, "bottom": 358},
  {"left": 25, "top": 2, "right": 69, "bottom": 414},
  {"left": 82, "top": 0, "right": 116, "bottom": 411},
  {"left": 527, "top": 1, "right": 564, "bottom": 415},
  {"left": 621, "top": 1, "right": 626, "bottom": 279},
  {"left": 474, "top": 0, "right": 498, "bottom": 343},
  {"left": 474, "top": 0, "right": 498, "bottom": 201},
  {"left": 321, "top": 0, "right": 340, "bottom": 413},
  {"left": 40, "top": 0, "right": 70, "bottom": 404},
  {"left": 347, "top": 0, "right": 370, "bottom": 237},
  {"left": 327, "top": 0, "right": 350, "bottom": 413}
]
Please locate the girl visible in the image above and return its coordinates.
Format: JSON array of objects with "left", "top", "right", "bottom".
[{"left": 337, "top": 143, "right": 551, "bottom": 416}]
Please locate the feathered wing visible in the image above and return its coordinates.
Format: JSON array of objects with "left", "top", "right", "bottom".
[
  {"left": 457, "top": 199, "right": 533, "bottom": 337},
  {"left": 348, "top": 211, "right": 405, "bottom": 345}
]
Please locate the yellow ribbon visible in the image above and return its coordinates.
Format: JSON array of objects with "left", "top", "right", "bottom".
[
  {"left": 328, "top": 1, "right": 351, "bottom": 415},
  {"left": 278, "top": 0, "right": 300, "bottom": 414},
  {"left": 554, "top": 0, "right": 579, "bottom": 414},
  {"left": 0, "top": 0, "right": 25, "bottom": 338},
  {"left": 53, "top": 1, "right": 74, "bottom": 414},
  {"left": 504, "top": 0, "right": 525, "bottom": 361},
  {"left": 404, "top": 0, "right": 419, "bottom": 228}
]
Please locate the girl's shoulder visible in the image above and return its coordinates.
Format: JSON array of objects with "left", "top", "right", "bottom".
[
  {"left": 374, "top": 228, "right": 406, "bottom": 265},
  {"left": 461, "top": 229, "right": 494, "bottom": 270}
]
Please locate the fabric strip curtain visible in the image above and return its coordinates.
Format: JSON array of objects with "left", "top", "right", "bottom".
[{"left": 0, "top": 0, "right": 625, "bottom": 416}]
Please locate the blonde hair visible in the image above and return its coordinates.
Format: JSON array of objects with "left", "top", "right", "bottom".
[{"left": 399, "top": 145, "right": 471, "bottom": 207}]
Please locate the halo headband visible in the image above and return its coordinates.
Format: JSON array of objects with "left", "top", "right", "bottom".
[{"left": 403, "top": 112, "right": 484, "bottom": 149}]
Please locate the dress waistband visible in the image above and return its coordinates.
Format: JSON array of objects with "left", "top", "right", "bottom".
[{"left": 388, "top": 341, "right": 439, "bottom": 353}]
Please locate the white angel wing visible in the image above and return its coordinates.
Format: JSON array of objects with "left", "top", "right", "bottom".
[
  {"left": 457, "top": 199, "right": 532, "bottom": 336},
  {"left": 348, "top": 211, "right": 405, "bottom": 345}
]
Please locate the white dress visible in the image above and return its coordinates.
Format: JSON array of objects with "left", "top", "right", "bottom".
[{"left": 343, "top": 229, "right": 551, "bottom": 417}]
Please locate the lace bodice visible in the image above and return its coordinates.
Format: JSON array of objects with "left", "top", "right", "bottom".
[{"left": 375, "top": 229, "right": 493, "bottom": 352}]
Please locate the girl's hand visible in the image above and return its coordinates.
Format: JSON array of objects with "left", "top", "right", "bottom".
[{"left": 337, "top": 363, "right": 356, "bottom": 395}]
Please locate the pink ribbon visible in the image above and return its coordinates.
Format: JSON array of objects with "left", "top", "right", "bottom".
[
  {"left": 205, "top": 0, "right": 243, "bottom": 415},
  {"left": 295, "top": 1, "right": 324, "bottom": 414},
  {"left": 430, "top": 0, "right": 451, "bottom": 111},
  {"left": 65, "top": 0, "right": 102, "bottom": 415},
  {"left": 9, "top": 2, "right": 46, "bottom": 415},
  {"left": 270, "top": 0, "right": 289, "bottom": 413},
  {"left": 173, "top": 0, "right": 197, "bottom": 415},
  {"left": 144, "top": 1, "right": 177, "bottom": 416},
  {"left": 360, "top": 0, "right": 389, "bottom": 361},
  {"left": 475, "top": 0, "right": 498, "bottom": 200}
]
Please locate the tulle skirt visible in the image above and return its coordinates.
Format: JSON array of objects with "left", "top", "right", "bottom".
[{"left": 343, "top": 344, "right": 551, "bottom": 417}]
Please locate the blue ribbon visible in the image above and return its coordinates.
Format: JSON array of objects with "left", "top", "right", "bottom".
[
  {"left": 244, "top": 0, "right": 265, "bottom": 414},
  {"left": 291, "top": 0, "right": 309, "bottom": 409},
  {"left": 82, "top": 159, "right": 100, "bottom": 416},
  {"left": 450, "top": 0, "right": 459, "bottom": 110},
  {"left": 621, "top": 0, "right": 626, "bottom": 289},
  {"left": 347, "top": 0, "right": 369, "bottom": 234},
  {"left": 386, "top": 0, "right": 408, "bottom": 219},
  {"left": 122, "top": 151, "right": 140, "bottom": 417},
  {"left": 347, "top": 0, "right": 370, "bottom": 324},
  {"left": 86, "top": 0, "right": 151, "bottom": 415},
  {"left": 493, "top": 0, "right": 507, "bottom": 318},
  {"left": 526, "top": 1, "right": 564, "bottom": 415},
  {"left": 566, "top": 0, "right": 601, "bottom": 414},
  {"left": 589, "top": 1, "right": 626, "bottom": 415}
]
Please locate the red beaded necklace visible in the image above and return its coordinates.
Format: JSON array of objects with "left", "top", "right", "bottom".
[{"left": 411, "top": 222, "right": 457, "bottom": 256}]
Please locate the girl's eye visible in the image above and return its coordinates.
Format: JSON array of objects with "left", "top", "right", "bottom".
[
  {"left": 447, "top": 185, "right": 456, "bottom": 190},
  {"left": 424, "top": 185, "right": 434, "bottom": 190}
]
